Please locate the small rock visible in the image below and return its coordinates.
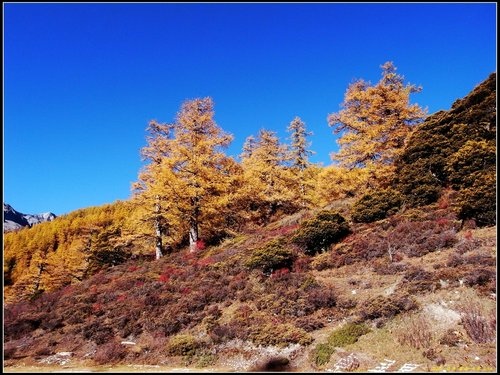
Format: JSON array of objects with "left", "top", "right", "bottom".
[{"left": 121, "top": 341, "right": 136, "bottom": 345}]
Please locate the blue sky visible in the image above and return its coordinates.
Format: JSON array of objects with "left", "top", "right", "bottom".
[{"left": 3, "top": 2, "right": 497, "bottom": 216}]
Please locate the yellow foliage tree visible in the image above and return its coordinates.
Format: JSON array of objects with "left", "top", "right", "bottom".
[
  {"left": 313, "top": 165, "right": 371, "bottom": 206},
  {"left": 328, "top": 62, "right": 427, "bottom": 172},
  {"left": 133, "top": 97, "right": 237, "bottom": 254},
  {"left": 240, "top": 129, "right": 298, "bottom": 223},
  {"left": 4, "top": 201, "right": 132, "bottom": 302}
]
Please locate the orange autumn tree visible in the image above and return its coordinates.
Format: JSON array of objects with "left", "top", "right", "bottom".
[
  {"left": 133, "top": 97, "right": 237, "bottom": 254},
  {"left": 328, "top": 61, "right": 427, "bottom": 186},
  {"left": 240, "top": 129, "right": 298, "bottom": 223}
]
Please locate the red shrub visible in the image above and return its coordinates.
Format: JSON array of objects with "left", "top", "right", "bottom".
[
  {"left": 158, "top": 273, "right": 170, "bottom": 283},
  {"left": 83, "top": 321, "right": 113, "bottom": 344},
  {"left": 460, "top": 305, "right": 496, "bottom": 344},
  {"left": 306, "top": 287, "right": 337, "bottom": 309},
  {"left": 400, "top": 267, "right": 439, "bottom": 293},
  {"left": 197, "top": 256, "right": 215, "bottom": 268},
  {"left": 436, "top": 217, "right": 450, "bottom": 226},
  {"left": 93, "top": 341, "right": 127, "bottom": 365},
  {"left": 438, "top": 195, "right": 450, "bottom": 209},
  {"left": 464, "top": 269, "right": 495, "bottom": 287},
  {"left": 210, "top": 322, "right": 245, "bottom": 343},
  {"left": 295, "top": 315, "right": 325, "bottom": 332},
  {"left": 271, "top": 268, "right": 290, "bottom": 278},
  {"left": 293, "top": 256, "right": 311, "bottom": 273},
  {"left": 229, "top": 272, "right": 247, "bottom": 292}
]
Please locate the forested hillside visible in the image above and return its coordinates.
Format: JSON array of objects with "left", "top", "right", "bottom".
[{"left": 3, "top": 64, "right": 496, "bottom": 372}]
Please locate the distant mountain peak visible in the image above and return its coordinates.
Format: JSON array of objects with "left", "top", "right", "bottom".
[{"left": 3, "top": 203, "right": 56, "bottom": 232}]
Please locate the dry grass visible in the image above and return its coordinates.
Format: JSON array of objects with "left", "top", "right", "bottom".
[
  {"left": 394, "top": 313, "right": 433, "bottom": 350},
  {"left": 456, "top": 293, "right": 496, "bottom": 344},
  {"left": 346, "top": 324, "right": 430, "bottom": 371}
]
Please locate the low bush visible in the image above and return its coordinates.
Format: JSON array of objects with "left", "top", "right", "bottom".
[
  {"left": 360, "top": 294, "right": 418, "bottom": 322},
  {"left": 387, "top": 219, "right": 458, "bottom": 258},
  {"left": 372, "top": 259, "right": 407, "bottom": 275},
  {"left": 336, "top": 297, "right": 358, "bottom": 310},
  {"left": 439, "top": 329, "right": 464, "bottom": 347},
  {"left": 4, "top": 345, "right": 17, "bottom": 360},
  {"left": 193, "top": 350, "right": 217, "bottom": 368},
  {"left": 464, "top": 252, "right": 496, "bottom": 267},
  {"left": 292, "top": 210, "right": 350, "bottom": 255},
  {"left": 351, "top": 188, "right": 403, "bottom": 223},
  {"left": 312, "top": 342, "right": 335, "bottom": 366},
  {"left": 460, "top": 307, "right": 496, "bottom": 344},
  {"left": 249, "top": 322, "right": 313, "bottom": 347},
  {"left": 446, "top": 140, "right": 496, "bottom": 190},
  {"left": 295, "top": 315, "right": 325, "bottom": 332},
  {"left": 166, "top": 334, "right": 199, "bottom": 356},
  {"left": 464, "top": 269, "right": 496, "bottom": 288},
  {"left": 310, "top": 251, "right": 336, "bottom": 271},
  {"left": 4, "top": 315, "right": 42, "bottom": 341},
  {"left": 82, "top": 321, "right": 114, "bottom": 345},
  {"left": 306, "top": 287, "right": 337, "bottom": 309},
  {"left": 457, "top": 172, "right": 496, "bottom": 227},
  {"left": 395, "top": 157, "right": 443, "bottom": 207},
  {"left": 209, "top": 322, "right": 243, "bottom": 343},
  {"left": 400, "top": 267, "right": 439, "bottom": 293},
  {"left": 394, "top": 314, "right": 433, "bottom": 349},
  {"left": 311, "top": 322, "right": 370, "bottom": 368},
  {"left": 327, "top": 322, "right": 370, "bottom": 347},
  {"left": 245, "top": 238, "right": 296, "bottom": 274},
  {"left": 93, "top": 341, "right": 127, "bottom": 365}
]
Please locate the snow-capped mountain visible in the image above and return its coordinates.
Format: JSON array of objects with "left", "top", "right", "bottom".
[{"left": 3, "top": 203, "right": 56, "bottom": 232}]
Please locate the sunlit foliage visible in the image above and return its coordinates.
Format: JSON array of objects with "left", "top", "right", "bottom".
[
  {"left": 132, "top": 97, "right": 240, "bottom": 254},
  {"left": 328, "top": 61, "right": 427, "bottom": 169}
]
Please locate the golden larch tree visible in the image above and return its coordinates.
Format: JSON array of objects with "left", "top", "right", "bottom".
[
  {"left": 132, "top": 120, "right": 177, "bottom": 259},
  {"left": 240, "top": 129, "right": 297, "bottom": 222},
  {"left": 133, "top": 97, "right": 236, "bottom": 254},
  {"left": 328, "top": 62, "right": 427, "bottom": 171}
]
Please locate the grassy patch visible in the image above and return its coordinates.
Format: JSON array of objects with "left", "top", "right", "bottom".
[
  {"left": 327, "top": 322, "right": 371, "bottom": 347},
  {"left": 311, "top": 322, "right": 370, "bottom": 368}
]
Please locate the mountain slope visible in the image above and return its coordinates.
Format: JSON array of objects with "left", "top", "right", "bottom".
[
  {"left": 3, "top": 204, "right": 496, "bottom": 372},
  {"left": 394, "top": 72, "right": 496, "bottom": 223},
  {"left": 3, "top": 73, "right": 496, "bottom": 372}
]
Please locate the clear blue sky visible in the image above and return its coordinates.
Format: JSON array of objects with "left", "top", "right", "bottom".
[{"left": 3, "top": 2, "right": 497, "bottom": 216}]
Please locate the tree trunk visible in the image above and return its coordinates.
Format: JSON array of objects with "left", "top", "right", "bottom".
[
  {"left": 189, "top": 224, "right": 198, "bottom": 253},
  {"left": 387, "top": 244, "right": 394, "bottom": 263},
  {"left": 154, "top": 197, "right": 163, "bottom": 260},
  {"left": 300, "top": 182, "right": 306, "bottom": 207},
  {"left": 189, "top": 197, "right": 200, "bottom": 253},
  {"left": 33, "top": 262, "right": 45, "bottom": 294},
  {"left": 155, "top": 217, "right": 163, "bottom": 260}
]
